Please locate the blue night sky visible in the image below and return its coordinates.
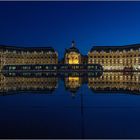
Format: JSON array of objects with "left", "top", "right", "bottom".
[{"left": 1, "top": 1, "right": 140, "bottom": 59}]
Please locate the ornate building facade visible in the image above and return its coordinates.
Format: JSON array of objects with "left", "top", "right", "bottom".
[
  {"left": 1, "top": 42, "right": 140, "bottom": 71},
  {"left": 0, "top": 45, "right": 58, "bottom": 71},
  {"left": 88, "top": 45, "right": 140, "bottom": 71},
  {"left": 64, "top": 41, "right": 82, "bottom": 64}
]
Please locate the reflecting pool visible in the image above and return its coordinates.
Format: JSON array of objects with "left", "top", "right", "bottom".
[{"left": 0, "top": 71, "right": 140, "bottom": 138}]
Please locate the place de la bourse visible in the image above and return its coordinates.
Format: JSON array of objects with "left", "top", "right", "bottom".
[
  {"left": 0, "top": 41, "right": 140, "bottom": 94},
  {"left": 1, "top": 41, "right": 140, "bottom": 71}
]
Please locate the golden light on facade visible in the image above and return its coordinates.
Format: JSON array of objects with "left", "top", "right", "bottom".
[
  {"left": 0, "top": 46, "right": 58, "bottom": 71},
  {"left": 64, "top": 41, "right": 81, "bottom": 65},
  {"left": 68, "top": 53, "right": 79, "bottom": 64},
  {"left": 65, "top": 51, "right": 81, "bottom": 64},
  {"left": 88, "top": 47, "right": 140, "bottom": 71},
  {"left": 69, "top": 59, "right": 78, "bottom": 64},
  {"left": 1, "top": 42, "right": 140, "bottom": 72}
]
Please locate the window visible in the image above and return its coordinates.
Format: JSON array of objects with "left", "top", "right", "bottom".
[
  {"left": 9, "top": 66, "right": 16, "bottom": 70},
  {"left": 35, "top": 66, "right": 42, "bottom": 70},
  {"left": 54, "top": 66, "right": 57, "bottom": 70},
  {"left": 22, "top": 66, "right": 31, "bottom": 70}
]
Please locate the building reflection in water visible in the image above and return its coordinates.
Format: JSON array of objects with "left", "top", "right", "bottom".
[
  {"left": 0, "top": 72, "right": 58, "bottom": 94},
  {"left": 0, "top": 71, "right": 140, "bottom": 95},
  {"left": 65, "top": 76, "right": 82, "bottom": 95},
  {"left": 88, "top": 72, "right": 140, "bottom": 94}
]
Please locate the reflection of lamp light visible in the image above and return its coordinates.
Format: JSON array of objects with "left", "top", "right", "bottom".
[
  {"left": 68, "top": 77, "right": 80, "bottom": 83},
  {"left": 67, "top": 76, "right": 80, "bottom": 91}
]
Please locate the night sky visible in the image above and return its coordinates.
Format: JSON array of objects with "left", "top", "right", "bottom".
[{"left": 1, "top": 1, "right": 140, "bottom": 59}]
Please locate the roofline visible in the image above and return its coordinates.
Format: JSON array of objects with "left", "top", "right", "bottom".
[
  {"left": 0, "top": 45, "right": 57, "bottom": 52},
  {"left": 90, "top": 43, "right": 140, "bottom": 52}
]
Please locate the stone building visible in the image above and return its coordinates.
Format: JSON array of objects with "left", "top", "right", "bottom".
[
  {"left": 64, "top": 41, "right": 82, "bottom": 64},
  {"left": 0, "top": 45, "right": 58, "bottom": 71},
  {"left": 1, "top": 42, "right": 140, "bottom": 72},
  {"left": 88, "top": 44, "right": 140, "bottom": 71}
]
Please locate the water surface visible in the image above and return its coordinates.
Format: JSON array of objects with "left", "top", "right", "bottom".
[{"left": 0, "top": 72, "right": 140, "bottom": 139}]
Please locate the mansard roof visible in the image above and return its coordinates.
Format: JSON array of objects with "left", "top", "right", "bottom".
[
  {"left": 0, "top": 45, "right": 56, "bottom": 52},
  {"left": 65, "top": 47, "right": 80, "bottom": 53},
  {"left": 65, "top": 41, "right": 80, "bottom": 54},
  {"left": 90, "top": 44, "right": 140, "bottom": 52}
]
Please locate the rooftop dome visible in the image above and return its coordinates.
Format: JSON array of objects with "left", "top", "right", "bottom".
[{"left": 65, "top": 41, "right": 80, "bottom": 53}]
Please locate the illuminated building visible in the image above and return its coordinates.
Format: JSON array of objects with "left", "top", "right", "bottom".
[
  {"left": 0, "top": 45, "right": 58, "bottom": 71},
  {"left": 64, "top": 41, "right": 82, "bottom": 64},
  {"left": 88, "top": 44, "right": 140, "bottom": 71},
  {"left": 1, "top": 42, "right": 140, "bottom": 72}
]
